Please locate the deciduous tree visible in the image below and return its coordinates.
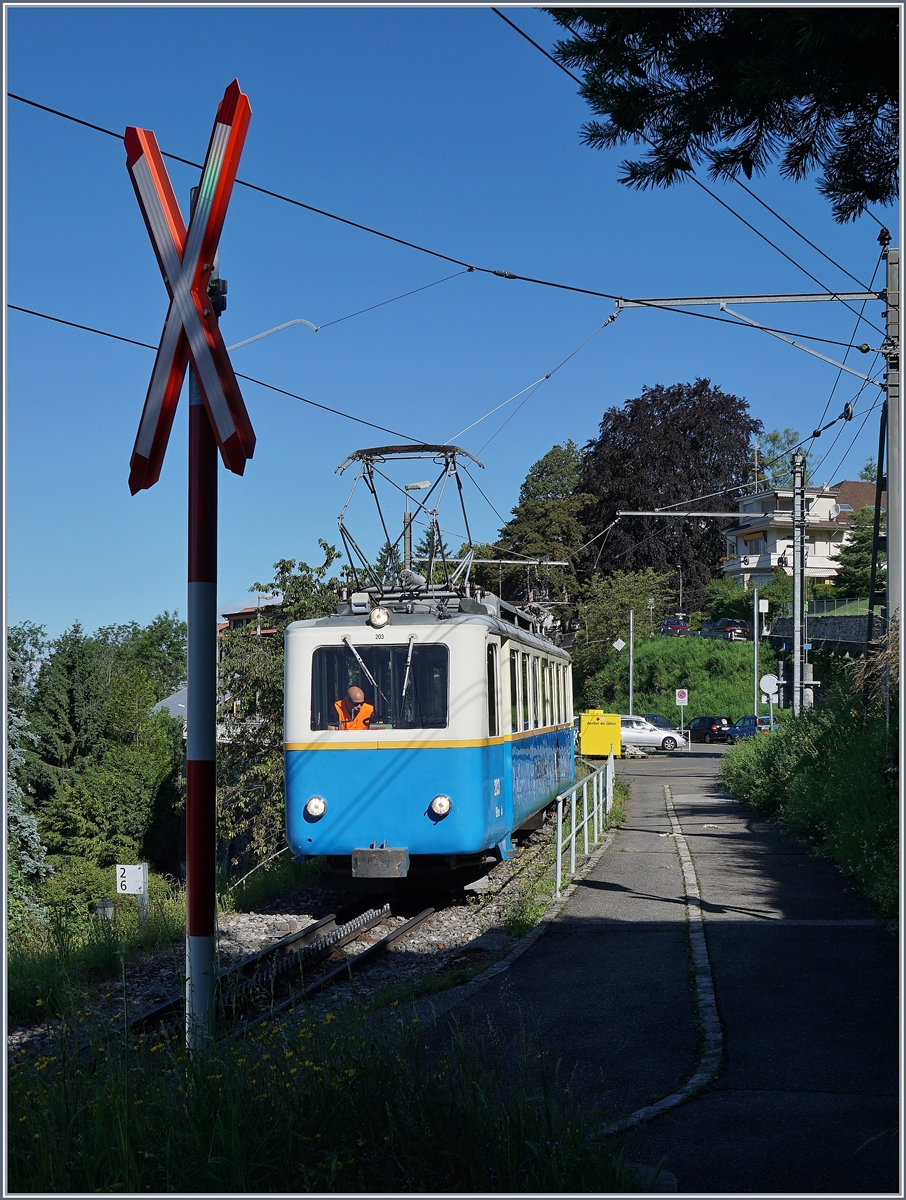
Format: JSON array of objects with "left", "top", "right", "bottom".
[
  {"left": 216, "top": 543, "right": 343, "bottom": 872},
  {"left": 579, "top": 379, "right": 761, "bottom": 612}
]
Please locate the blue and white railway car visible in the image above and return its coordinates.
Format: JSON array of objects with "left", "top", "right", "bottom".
[{"left": 284, "top": 596, "right": 574, "bottom": 884}]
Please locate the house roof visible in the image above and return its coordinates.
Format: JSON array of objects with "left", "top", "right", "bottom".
[{"left": 831, "top": 480, "right": 887, "bottom": 512}]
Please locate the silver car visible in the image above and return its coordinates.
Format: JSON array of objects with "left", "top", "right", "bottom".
[{"left": 620, "top": 715, "right": 686, "bottom": 752}]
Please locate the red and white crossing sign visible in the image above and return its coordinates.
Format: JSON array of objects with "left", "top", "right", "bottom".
[{"left": 125, "top": 79, "right": 255, "bottom": 493}]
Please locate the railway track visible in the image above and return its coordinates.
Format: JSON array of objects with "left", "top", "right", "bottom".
[
  {"left": 114, "top": 901, "right": 435, "bottom": 1044},
  {"left": 21, "top": 819, "right": 561, "bottom": 1063}
]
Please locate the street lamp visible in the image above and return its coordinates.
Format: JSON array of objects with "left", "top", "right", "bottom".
[
  {"left": 647, "top": 596, "right": 655, "bottom": 634},
  {"left": 95, "top": 896, "right": 114, "bottom": 922}
]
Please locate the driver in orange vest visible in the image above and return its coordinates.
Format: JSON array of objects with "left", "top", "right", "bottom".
[{"left": 329, "top": 686, "right": 374, "bottom": 730}]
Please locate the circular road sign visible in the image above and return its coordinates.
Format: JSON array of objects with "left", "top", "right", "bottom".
[{"left": 760, "top": 673, "right": 779, "bottom": 696}]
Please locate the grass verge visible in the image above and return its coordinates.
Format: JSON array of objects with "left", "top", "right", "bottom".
[{"left": 9, "top": 1002, "right": 642, "bottom": 1192}]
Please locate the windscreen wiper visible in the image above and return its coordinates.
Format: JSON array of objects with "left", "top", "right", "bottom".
[
  {"left": 343, "top": 637, "right": 389, "bottom": 706},
  {"left": 400, "top": 635, "right": 417, "bottom": 707}
]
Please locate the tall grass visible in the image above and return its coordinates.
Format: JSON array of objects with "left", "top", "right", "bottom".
[
  {"left": 719, "top": 679, "right": 898, "bottom": 917},
  {"left": 9, "top": 1001, "right": 644, "bottom": 1192},
  {"left": 8, "top": 879, "right": 185, "bottom": 1026}
]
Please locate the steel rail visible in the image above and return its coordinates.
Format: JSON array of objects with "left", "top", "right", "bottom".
[{"left": 232, "top": 907, "right": 436, "bottom": 1038}]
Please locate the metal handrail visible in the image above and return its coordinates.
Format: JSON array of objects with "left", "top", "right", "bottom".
[{"left": 555, "top": 750, "right": 615, "bottom": 896}]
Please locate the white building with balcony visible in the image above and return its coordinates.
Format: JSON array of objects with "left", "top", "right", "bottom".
[{"left": 721, "top": 480, "right": 882, "bottom": 588}]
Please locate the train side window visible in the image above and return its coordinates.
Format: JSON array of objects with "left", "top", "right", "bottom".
[
  {"left": 521, "top": 652, "right": 530, "bottom": 731},
  {"left": 531, "top": 657, "right": 540, "bottom": 729},
  {"left": 486, "top": 644, "right": 499, "bottom": 737},
  {"left": 541, "top": 660, "right": 550, "bottom": 727},
  {"left": 509, "top": 650, "right": 519, "bottom": 733},
  {"left": 557, "top": 663, "right": 564, "bottom": 724}
]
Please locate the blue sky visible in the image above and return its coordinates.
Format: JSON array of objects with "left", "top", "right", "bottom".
[{"left": 6, "top": 6, "right": 895, "bottom": 638}]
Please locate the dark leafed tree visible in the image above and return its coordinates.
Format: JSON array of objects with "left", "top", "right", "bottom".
[
  {"left": 548, "top": 8, "right": 898, "bottom": 222},
  {"left": 580, "top": 379, "right": 761, "bottom": 613}
]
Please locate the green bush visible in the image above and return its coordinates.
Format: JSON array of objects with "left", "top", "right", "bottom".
[
  {"left": 720, "top": 682, "right": 897, "bottom": 916},
  {"left": 581, "top": 637, "right": 776, "bottom": 722}
]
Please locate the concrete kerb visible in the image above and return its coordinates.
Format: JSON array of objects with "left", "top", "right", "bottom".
[
  {"left": 410, "top": 822, "right": 621, "bottom": 1028},
  {"left": 600, "top": 784, "right": 724, "bottom": 1137}
]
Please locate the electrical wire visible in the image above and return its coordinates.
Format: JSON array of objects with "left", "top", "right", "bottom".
[
  {"left": 810, "top": 252, "right": 885, "bottom": 432},
  {"left": 450, "top": 308, "right": 622, "bottom": 447},
  {"left": 808, "top": 370, "right": 881, "bottom": 480},
  {"left": 7, "top": 303, "right": 425, "bottom": 444},
  {"left": 8, "top": 91, "right": 884, "bottom": 341},
  {"left": 819, "top": 404, "right": 878, "bottom": 487},
  {"left": 646, "top": 396, "right": 885, "bottom": 516},
  {"left": 490, "top": 10, "right": 886, "bottom": 334},
  {"left": 316, "top": 269, "right": 471, "bottom": 330},
  {"left": 476, "top": 381, "right": 544, "bottom": 454}
]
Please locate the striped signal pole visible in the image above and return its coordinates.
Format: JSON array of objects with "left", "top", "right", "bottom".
[{"left": 124, "top": 81, "right": 254, "bottom": 1051}]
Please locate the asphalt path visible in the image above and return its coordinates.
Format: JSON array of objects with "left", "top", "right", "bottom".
[
  {"left": 435, "top": 745, "right": 899, "bottom": 1193},
  {"left": 620, "top": 747, "right": 899, "bottom": 1193}
]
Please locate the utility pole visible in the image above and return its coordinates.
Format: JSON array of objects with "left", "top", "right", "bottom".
[
  {"left": 792, "top": 452, "right": 806, "bottom": 717},
  {"left": 753, "top": 585, "right": 759, "bottom": 717},
  {"left": 629, "top": 609, "right": 634, "bottom": 715},
  {"left": 403, "top": 510, "right": 413, "bottom": 572},
  {"left": 866, "top": 399, "right": 888, "bottom": 644},
  {"left": 882, "top": 238, "right": 900, "bottom": 626}
]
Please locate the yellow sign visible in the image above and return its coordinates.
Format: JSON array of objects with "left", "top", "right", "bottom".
[{"left": 579, "top": 710, "right": 621, "bottom": 757}]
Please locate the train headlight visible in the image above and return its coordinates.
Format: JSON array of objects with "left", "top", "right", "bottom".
[
  {"left": 430, "top": 795, "right": 452, "bottom": 817},
  {"left": 369, "top": 606, "right": 390, "bottom": 628},
  {"left": 305, "top": 796, "right": 327, "bottom": 818}
]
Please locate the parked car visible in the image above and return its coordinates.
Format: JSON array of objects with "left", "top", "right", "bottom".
[
  {"left": 686, "top": 715, "right": 734, "bottom": 744},
  {"left": 620, "top": 715, "right": 686, "bottom": 752},
  {"left": 700, "top": 618, "right": 751, "bottom": 641},
  {"left": 660, "top": 618, "right": 690, "bottom": 637},
  {"left": 644, "top": 713, "right": 679, "bottom": 732},
  {"left": 726, "top": 715, "right": 779, "bottom": 744}
]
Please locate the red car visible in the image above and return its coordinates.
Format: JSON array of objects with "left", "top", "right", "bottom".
[{"left": 660, "top": 619, "right": 690, "bottom": 637}]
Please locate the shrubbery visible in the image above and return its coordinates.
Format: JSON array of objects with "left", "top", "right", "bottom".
[
  {"left": 720, "top": 672, "right": 898, "bottom": 916},
  {"left": 581, "top": 636, "right": 777, "bottom": 722}
]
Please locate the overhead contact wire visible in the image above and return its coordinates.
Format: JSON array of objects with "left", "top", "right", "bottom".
[
  {"left": 9, "top": 92, "right": 884, "bottom": 342},
  {"left": 7, "top": 304, "right": 424, "bottom": 444},
  {"left": 490, "top": 12, "right": 885, "bottom": 333}
]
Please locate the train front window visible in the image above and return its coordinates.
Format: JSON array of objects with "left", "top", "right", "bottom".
[{"left": 311, "top": 644, "right": 448, "bottom": 730}]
